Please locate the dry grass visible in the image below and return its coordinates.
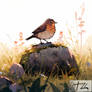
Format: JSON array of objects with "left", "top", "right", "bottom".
[{"left": 0, "top": 42, "right": 25, "bottom": 72}]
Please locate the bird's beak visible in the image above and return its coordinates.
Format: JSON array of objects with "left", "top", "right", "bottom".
[{"left": 55, "top": 22, "right": 57, "bottom": 24}]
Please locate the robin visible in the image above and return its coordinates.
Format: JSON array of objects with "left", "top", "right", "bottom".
[{"left": 26, "top": 18, "right": 57, "bottom": 43}]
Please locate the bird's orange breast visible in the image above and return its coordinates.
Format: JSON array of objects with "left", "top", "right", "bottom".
[{"left": 46, "top": 24, "right": 56, "bottom": 33}]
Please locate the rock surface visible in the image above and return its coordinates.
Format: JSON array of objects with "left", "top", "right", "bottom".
[
  {"left": 9, "top": 83, "right": 23, "bottom": 92},
  {"left": 9, "top": 63, "right": 25, "bottom": 79},
  {"left": 0, "top": 76, "right": 23, "bottom": 92},
  {"left": 20, "top": 43, "right": 79, "bottom": 76},
  {"left": 0, "top": 76, "right": 12, "bottom": 92}
]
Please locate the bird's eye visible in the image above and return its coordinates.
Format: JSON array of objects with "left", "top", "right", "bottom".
[{"left": 50, "top": 21, "right": 53, "bottom": 24}]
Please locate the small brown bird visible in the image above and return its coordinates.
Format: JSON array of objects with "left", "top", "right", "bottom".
[{"left": 26, "top": 18, "right": 57, "bottom": 43}]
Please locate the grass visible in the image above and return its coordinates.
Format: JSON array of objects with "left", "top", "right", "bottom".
[
  {"left": 0, "top": 39, "right": 92, "bottom": 92},
  {"left": 0, "top": 42, "right": 25, "bottom": 72}
]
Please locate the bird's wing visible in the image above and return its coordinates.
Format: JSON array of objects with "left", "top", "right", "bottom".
[{"left": 32, "top": 24, "right": 46, "bottom": 34}]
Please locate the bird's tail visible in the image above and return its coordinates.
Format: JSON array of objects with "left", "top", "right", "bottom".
[{"left": 26, "top": 35, "right": 35, "bottom": 40}]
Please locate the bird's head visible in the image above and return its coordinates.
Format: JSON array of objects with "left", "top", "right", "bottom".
[{"left": 45, "top": 18, "right": 57, "bottom": 26}]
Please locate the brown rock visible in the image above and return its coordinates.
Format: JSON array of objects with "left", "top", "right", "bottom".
[
  {"left": 0, "top": 76, "right": 12, "bottom": 92},
  {"left": 9, "top": 83, "right": 23, "bottom": 92},
  {"left": 9, "top": 63, "right": 25, "bottom": 79},
  {"left": 20, "top": 43, "right": 79, "bottom": 76}
]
